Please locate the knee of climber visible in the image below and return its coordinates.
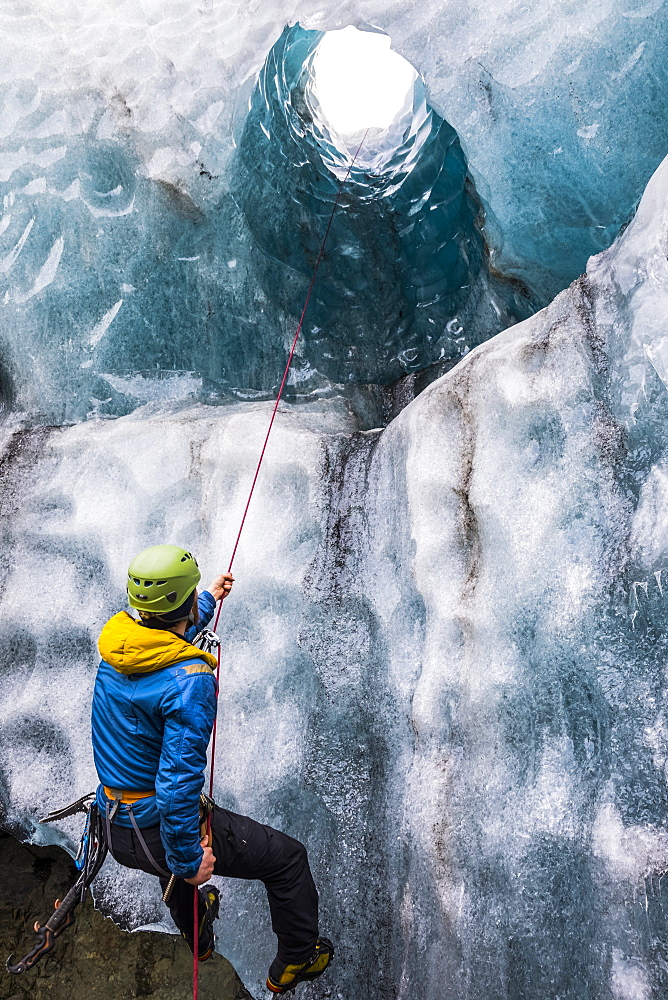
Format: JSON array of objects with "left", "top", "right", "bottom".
[
  {"left": 260, "top": 830, "right": 310, "bottom": 886},
  {"left": 288, "top": 838, "right": 308, "bottom": 865},
  {"left": 277, "top": 835, "right": 309, "bottom": 880}
]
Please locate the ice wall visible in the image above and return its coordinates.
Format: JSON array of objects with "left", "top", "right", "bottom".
[
  {"left": 1, "top": 1, "right": 666, "bottom": 420},
  {"left": 362, "top": 153, "right": 668, "bottom": 1000},
  {"left": 2, "top": 2, "right": 668, "bottom": 997},
  {"left": 3, "top": 150, "right": 668, "bottom": 998}
]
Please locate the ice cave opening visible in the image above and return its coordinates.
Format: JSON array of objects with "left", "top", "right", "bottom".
[
  {"left": 231, "top": 23, "right": 534, "bottom": 400},
  {"left": 307, "top": 26, "right": 418, "bottom": 140}
]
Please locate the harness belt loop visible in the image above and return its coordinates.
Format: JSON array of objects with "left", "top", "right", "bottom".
[{"left": 127, "top": 804, "right": 170, "bottom": 878}]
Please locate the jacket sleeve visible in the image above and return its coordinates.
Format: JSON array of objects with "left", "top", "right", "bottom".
[
  {"left": 184, "top": 590, "right": 217, "bottom": 643},
  {"left": 155, "top": 665, "right": 217, "bottom": 877}
]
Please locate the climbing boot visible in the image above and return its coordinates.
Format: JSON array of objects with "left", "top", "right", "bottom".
[
  {"left": 266, "top": 937, "right": 334, "bottom": 993},
  {"left": 181, "top": 885, "right": 219, "bottom": 961}
]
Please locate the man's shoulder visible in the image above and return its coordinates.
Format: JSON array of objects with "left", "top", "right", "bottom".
[
  {"left": 162, "top": 657, "right": 217, "bottom": 702},
  {"left": 172, "top": 658, "right": 216, "bottom": 678}
]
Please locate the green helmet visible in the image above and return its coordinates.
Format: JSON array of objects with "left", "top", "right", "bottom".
[{"left": 127, "top": 545, "right": 201, "bottom": 615}]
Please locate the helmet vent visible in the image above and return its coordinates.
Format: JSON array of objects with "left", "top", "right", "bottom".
[
  {"left": 156, "top": 580, "right": 167, "bottom": 586},
  {"left": 133, "top": 578, "right": 141, "bottom": 585},
  {"left": 144, "top": 581, "right": 153, "bottom": 587},
  {"left": 166, "top": 591, "right": 178, "bottom": 603}
]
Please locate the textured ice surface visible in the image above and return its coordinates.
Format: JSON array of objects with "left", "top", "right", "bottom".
[
  {"left": 0, "top": 2, "right": 666, "bottom": 420},
  {"left": 363, "top": 155, "right": 668, "bottom": 1000},
  {"left": 2, "top": 3, "right": 668, "bottom": 997},
  {"left": 3, "top": 146, "right": 668, "bottom": 997},
  {"left": 232, "top": 24, "right": 531, "bottom": 390}
]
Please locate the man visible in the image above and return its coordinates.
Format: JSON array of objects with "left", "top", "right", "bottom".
[{"left": 91, "top": 544, "right": 333, "bottom": 993}]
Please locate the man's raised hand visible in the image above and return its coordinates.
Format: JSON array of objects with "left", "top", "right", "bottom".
[{"left": 208, "top": 573, "right": 234, "bottom": 602}]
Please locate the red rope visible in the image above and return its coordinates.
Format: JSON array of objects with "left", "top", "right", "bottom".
[
  {"left": 193, "top": 891, "right": 199, "bottom": 999},
  {"left": 192, "top": 131, "right": 367, "bottom": 994}
]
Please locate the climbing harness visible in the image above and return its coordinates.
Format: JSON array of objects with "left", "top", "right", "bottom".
[
  {"left": 191, "top": 131, "right": 368, "bottom": 998},
  {"left": 105, "top": 796, "right": 170, "bottom": 878},
  {"left": 7, "top": 794, "right": 107, "bottom": 974}
]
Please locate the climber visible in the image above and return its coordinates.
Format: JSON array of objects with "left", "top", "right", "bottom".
[{"left": 91, "top": 544, "right": 334, "bottom": 993}]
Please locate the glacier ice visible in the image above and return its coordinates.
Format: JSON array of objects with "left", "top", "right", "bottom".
[
  {"left": 0, "top": 2, "right": 666, "bottom": 421},
  {"left": 3, "top": 143, "right": 668, "bottom": 997},
  {"left": 232, "top": 23, "right": 532, "bottom": 390},
  {"left": 2, "top": 3, "right": 668, "bottom": 998}
]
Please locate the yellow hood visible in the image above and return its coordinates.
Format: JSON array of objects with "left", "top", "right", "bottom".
[{"left": 98, "top": 612, "right": 217, "bottom": 675}]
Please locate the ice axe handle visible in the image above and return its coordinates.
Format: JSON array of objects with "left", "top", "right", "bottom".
[{"left": 162, "top": 874, "right": 176, "bottom": 903}]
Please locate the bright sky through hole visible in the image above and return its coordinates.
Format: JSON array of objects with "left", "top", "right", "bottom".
[{"left": 311, "top": 26, "right": 417, "bottom": 136}]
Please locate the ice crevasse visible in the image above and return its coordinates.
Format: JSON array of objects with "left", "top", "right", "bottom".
[{"left": 2, "top": 2, "right": 668, "bottom": 999}]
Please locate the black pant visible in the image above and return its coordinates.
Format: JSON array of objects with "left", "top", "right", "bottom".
[{"left": 109, "top": 805, "right": 319, "bottom": 963}]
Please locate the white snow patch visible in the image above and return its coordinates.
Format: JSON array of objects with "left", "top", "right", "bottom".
[
  {"left": 98, "top": 371, "right": 202, "bottom": 402},
  {"left": 0, "top": 146, "right": 67, "bottom": 183},
  {"left": 612, "top": 950, "right": 651, "bottom": 1000},
  {"left": 592, "top": 802, "right": 668, "bottom": 881},
  {"left": 0, "top": 217, "right": 34, "bottom": 274},
  {"left": 577, "top": 123, "right": 600, "bottom": 140}
]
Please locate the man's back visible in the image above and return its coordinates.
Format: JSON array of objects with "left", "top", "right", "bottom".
[{"left": 92, "top": 608, "right": 217, "bottom": 875}]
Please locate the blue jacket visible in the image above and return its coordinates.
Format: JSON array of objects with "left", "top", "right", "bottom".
[{"left": 91, "top": 592, "right": 217, "bottom": 878}]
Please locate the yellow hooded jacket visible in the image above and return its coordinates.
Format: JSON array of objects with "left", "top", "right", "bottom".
[{"left": 98, "top": 611, "right": 217, "bottom": 674}]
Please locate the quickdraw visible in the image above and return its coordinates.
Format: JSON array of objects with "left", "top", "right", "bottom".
[
  {"left": 7, "top": 793, "right": 107, "bottom": 974},
  {"left": 193, "top": 628, "right": 221, "bottom": 656}
]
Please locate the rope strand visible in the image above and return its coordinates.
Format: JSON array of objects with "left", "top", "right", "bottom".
[
  {"left": 206, "top": 130, "right": 367, "bottom": 793},
  {"left": 193, "top": 892, "right": 199, "bottom": 1000},
  {"left": 223, "top": 131, "right": 368, "bottom": 584},
  {"left": 193, "top": 132, "right": 367, "bottom": 995}
]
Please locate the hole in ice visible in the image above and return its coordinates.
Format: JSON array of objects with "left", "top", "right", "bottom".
[
  {"left": 232, "top": 22, "right": 534, "bottom": 393},
  {"left": 309, "top": 26, "right": 417, "bottom": 137}
]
